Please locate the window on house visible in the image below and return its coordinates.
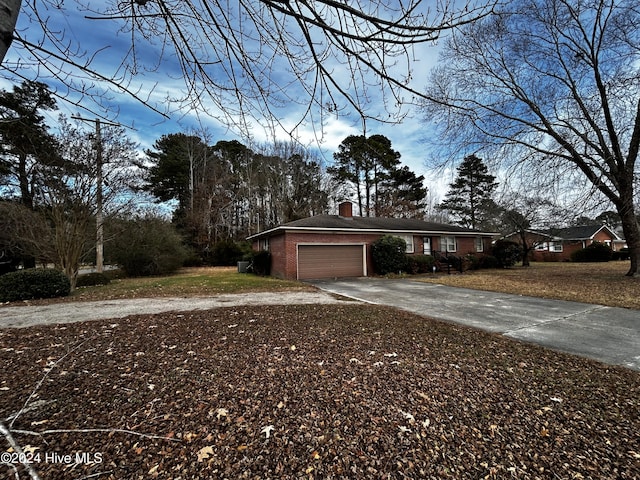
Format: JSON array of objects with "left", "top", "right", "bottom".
[
  {"left": 397, "top": 235, "right": 414, "bottom": 253},
  {"left": 549, "top": 242, "right": 563, "bottom": 253},
  {"left": 260, "top": 238, "right": 270, "bottom": 251},
  {"left": 441, "top": 236, "right": 457, "bottom": 253},
  {"left": 475, "top": 237, "right": 484, "bottom": 253},
  {"left": 535, "top": 242, "right": 548, "bottom": 251}
]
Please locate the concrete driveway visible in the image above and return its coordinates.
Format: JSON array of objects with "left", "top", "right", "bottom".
[{"left": 311, "top": 277, "right": 640, "bottom": 371}]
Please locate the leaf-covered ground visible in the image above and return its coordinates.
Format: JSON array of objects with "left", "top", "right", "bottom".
[{"left": 1, "top": 304, "right": 638, "bottom": 479}]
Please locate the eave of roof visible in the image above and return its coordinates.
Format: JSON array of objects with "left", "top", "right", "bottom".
[{"left": 247, "top": 215, "right": 498, "bottom": 240}]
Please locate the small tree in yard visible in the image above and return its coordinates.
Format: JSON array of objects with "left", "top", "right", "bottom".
[{"left": 372, "top": 235, "right": 407, "bottom": 275}]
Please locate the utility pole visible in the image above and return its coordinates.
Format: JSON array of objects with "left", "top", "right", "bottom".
[
  {"left": 95, "top": 119, "right": 104, "bottom": 273},
  {"left": 71, "top": 116, "right": 121, "bottom": 273}
]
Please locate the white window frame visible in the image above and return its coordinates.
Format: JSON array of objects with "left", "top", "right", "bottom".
[
  {"left": 397, "top": 235, "right": 414, "bottom": 253},
  {"left": 260, "top": 238, "right": 270, "bottom": 251},
  {"left": 549, "top": 241, "right": 563, "bottom": 253},
  {"left": 475, "top": 237, "right": 484, "bottom": 253},
  {"left": 441, "top": 236, "right": 457, "bottom": 253}
]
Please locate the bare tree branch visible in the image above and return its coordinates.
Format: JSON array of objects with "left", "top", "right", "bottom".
[{"left": 1, "top": 0, "right": 496, "bottom": 134}]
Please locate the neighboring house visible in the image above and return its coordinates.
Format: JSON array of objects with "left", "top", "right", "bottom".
[
  {"left": 505, "top": 224, "right": 625, "bottom": 262},
  {"left": 247, "top": 202, "right": 497, "bottom": 280}
]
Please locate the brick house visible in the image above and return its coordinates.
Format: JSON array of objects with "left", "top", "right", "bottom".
[
  {"left": 247, "top": 202, "right": 497, "bottom": 280},
  {"left": 506, "top": 225, "right": 625, "bottom": 262}
]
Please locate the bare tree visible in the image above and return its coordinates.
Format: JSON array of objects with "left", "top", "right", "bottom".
[
  {"left": 424, "top": 0, "right": 640, "bottom": 276},
  {"left": 1, "top": 0, "right": 494, "bottom": 130},
  {"left": 497, "top": 193, "right": 560, "bottom": 267},
  {"left": 31, "top": 116, "right": 140, "bottom": 289}
]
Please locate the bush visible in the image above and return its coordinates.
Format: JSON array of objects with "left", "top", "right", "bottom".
[
  {"left": 571, "top": 242, "right": 613, "bottom": 262},
  {"left": 492, "top": 240, "right": 522, "bottom": 268},
  {"left": 465, "top": 254, "right": 480, "bottom": 270},
  {"left": 406, "top": 254, "right": 435, "bottom": 274},
  {"left": 616, "top": 247, "right": 630, "bottom": 261},
  {"left": 76, "top": 272, "right": 111, "bottom": 288},
  {"left": 372, "top": 235, "right": 407, "bottom": 275},
  {"left": 0, "top": 269, "right": 70, "bottom": 302},
  {"left": 478, "top": 255, "right": 499, "bottom": 269},
  {"left": 208, "top": 240, "right": 253, "bottom": 266},
  {"left": 249, "top": 250, "right": 271, "bottom": 276},
  {"left": 106, "top": 216, "right": 188, "bottom": 277}
]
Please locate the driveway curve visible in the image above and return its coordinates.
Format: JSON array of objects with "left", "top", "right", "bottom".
[
  {"left": 0, "top": 291, "right": 356, "bottom": 329},
  {"left": 311, "top": 277, "right": 640, "bottom": 371}
]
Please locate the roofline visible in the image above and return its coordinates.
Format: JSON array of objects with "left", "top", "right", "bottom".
[
  {"left": 247, "top": 225, "right": 499, "bottom": 241},
  {"left": 505, "top": 225, "right": 622, "bottom": 242}
]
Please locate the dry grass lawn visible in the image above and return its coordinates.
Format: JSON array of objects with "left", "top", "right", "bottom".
[{"left": 416, "top": 261, "right": 640, "bottom": 310}]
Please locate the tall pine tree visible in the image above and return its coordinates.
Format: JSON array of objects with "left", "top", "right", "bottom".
[
  {"left": 439, "top": 154, "right": 498, "bottom": 230},
  {"left": 329, "top": 134, "right": 426, "bottom": 217}
]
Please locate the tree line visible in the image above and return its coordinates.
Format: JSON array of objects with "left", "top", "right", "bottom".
[{"left": 0, "top": 81, "right": 430, "bottom": 286}]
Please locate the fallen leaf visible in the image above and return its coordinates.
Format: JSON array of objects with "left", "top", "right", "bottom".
[
  {"left": 197, "top": 446, "right": 214, "bottom": 462},
  {"left": 215, "top": 407, "right": 229, "bottom": 419},
  {"left": 261, "top": 425, "right": 275, "bottom": 438}
]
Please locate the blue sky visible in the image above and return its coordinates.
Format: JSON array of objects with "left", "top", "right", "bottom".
[{"left": 1, "top": 2, "right": 453, "bottom": 203}]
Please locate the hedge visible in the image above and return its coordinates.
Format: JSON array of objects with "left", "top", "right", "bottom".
[{"left": 0, "top": 269, "right": 70, "bottom": 302}]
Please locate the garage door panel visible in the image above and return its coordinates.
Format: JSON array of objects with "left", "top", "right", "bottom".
[{"left": 298, "top": 245, "right": 364, "bottom": 279}]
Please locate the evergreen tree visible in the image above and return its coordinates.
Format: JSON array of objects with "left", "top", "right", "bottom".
[
  {"left": 0, "top": 80, "right": 61, "bottom": 209},
  {"left": 439, "top": 154, "right": 498, "bottom": 229},
  {"left": 377, "top": 166, "right": 428, "bottom": 218},
  {"left": 329, "top": 134, "right": 426, "bottom": 217}
]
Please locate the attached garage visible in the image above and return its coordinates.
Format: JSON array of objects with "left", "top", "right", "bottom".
[
  {"left": 248, "top": 202, "right": 497, "bottom": 280},
  {"left": 297, "top": 244, "right": 366, "bottom": 280}
]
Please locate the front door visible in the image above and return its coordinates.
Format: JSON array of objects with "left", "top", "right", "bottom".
[{"left": 423, "top": 237, "right": 431, "bottom": 255}]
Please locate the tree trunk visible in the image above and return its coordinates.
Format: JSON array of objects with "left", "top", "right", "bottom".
[
  {"left": 619, "top": 208, "right": 640, "bottom": 277},
  {"left": 517, "top": 231, "right": 530, "bottom": 267},
  {"left": 17, "top": 153, "right": 33, "bottom": 209},
  {"left": 0, "top": 0, "right": 21, "bottom": 65}
]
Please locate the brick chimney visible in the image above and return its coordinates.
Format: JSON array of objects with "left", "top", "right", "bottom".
[{"left": 338, "top": 201, "right": 353, "bottom": 218}]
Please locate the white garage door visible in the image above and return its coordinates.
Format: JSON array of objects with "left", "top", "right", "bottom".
[{"left": 297, "top": 244, "right": 365, "bottom": 280}]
